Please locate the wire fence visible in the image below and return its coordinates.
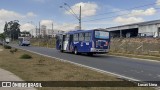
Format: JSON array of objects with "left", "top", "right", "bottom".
[
  {"left": 110, "top": 38, "right": 160, "bottom": 56},
  {"left": 30, "top": 38, "right": 56, "bottom": 48}
]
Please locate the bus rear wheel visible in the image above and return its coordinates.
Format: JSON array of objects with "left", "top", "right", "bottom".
[
  {"left": 87, "top": 53, "right": 93, "bottom": 56},
  {"left": 74, "top": 48, "right": 79, "bottom": 55}
]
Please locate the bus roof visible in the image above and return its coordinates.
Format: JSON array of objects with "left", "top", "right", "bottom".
[
  {"left": 67, "top": 30, "right": 92, "bottom": 34},
  {"left": 66, "top": 29, "right": 108, "bottom": 34}
]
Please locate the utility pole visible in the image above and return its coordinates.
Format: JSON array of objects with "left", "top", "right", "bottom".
[
  {"left": 36, "top": 26, "right": 37, "bottom": 37},
  {"left": 39, "top": 21, "right": 41, "bottom": 38},
  {"left": 52, "top": 21, "right": 53, "bottom": 37},
  {"left": 79, "top": 6, "right": 81, "bottom": 30}
]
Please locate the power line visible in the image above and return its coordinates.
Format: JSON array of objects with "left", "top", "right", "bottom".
[
  {"left": 64, "top": 3, "right": 79, "bottom": 20},
  {"left": 60, "top": 3, "right": 82, "bottom": 30},
  {"left": 61, "top": 1, "right": 160, "bottom": 29},
  {"left": 89, "top": 1, "right": 160, "bottom": 17},
  {"left": 60, "top": 6, "right": 79, "bottom": 20},
  {"left": 83, "top": 7, "right": 160, "bottom": 23}
]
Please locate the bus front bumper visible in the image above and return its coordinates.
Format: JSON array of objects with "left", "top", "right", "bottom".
[{"left": 90, "top": 48, "right": 109, "bottom": 53}]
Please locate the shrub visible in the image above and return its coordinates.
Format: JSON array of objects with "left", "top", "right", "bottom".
[
  {"left": 4, "top": 45, "right": 12, "bottom": 49},
  {"left": 10, "top": 48, "right": 18, "bottom": 54},
  {"left": 20, "top": 54, "right": 32, "bottom": 59},
  {"left": 13, "top": 48, "right": 18, "bottom": 52}
]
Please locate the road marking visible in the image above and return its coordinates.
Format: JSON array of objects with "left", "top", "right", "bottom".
[
  {"left": 13, "top": 46, "right": 140, "bottom": 82},
  {"left": 108, "top": 54, "right": 160, "bottom": 63}
]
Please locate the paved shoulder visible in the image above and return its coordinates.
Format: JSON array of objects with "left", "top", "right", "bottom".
[{"left": 0, "top": 68, "right": 36, "bottom": 90}]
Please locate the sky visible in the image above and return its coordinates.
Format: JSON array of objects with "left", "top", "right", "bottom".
[{"left": 0, "top": 0, "right": 160, "bottom": 33}]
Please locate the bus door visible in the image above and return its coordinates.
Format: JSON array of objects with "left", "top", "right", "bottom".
[
  {"left": 56, "top": 35, "right": 60, "bottom": 50},
  {"left": 69, "top": 35, "right": 73, "bottom": 51},
  {"left": 63, "top": 34, "right": 69, "bottom": 51}
]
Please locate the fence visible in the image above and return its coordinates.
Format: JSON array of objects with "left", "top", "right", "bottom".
[
  {"left": 110, "top": 38, "right": 160, "bottom": 56},
  {"left": 30, "top": 38, "right": 56, "bottom": 48}
]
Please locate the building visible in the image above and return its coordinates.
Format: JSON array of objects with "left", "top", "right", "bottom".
[
  {"left": 47, "top": 29, "right": 65, "bottom": 37},
  {"left": 40, "top": 25, "right": 47, "bottom": 36},
  {"left": 29, "top": 25, "right": 65, "bottom": 38},
  {"left": 106, "top": 20, "right": 160, "bottom": 38}
]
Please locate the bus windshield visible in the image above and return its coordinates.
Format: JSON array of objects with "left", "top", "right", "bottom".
[{"left": 95, "top": 31, "right": 109, "bottom": 39}]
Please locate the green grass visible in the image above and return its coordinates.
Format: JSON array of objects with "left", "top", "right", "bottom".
[{"left": 30, "top": 38, "right": 56, "bottom": 48}]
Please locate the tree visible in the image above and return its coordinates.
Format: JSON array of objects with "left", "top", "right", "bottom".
[
  {"left": 0, "top": 33, "right": 6, "bottom": 40},
  {"left": 4, "top": 20, "right": 21, "bottom": 40},
  {"left": 4, "top": 22, "right": 9, "bottom": 36}
]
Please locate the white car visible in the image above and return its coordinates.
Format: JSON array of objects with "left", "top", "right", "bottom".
[
  {"left": 5, "top": 38, "right": 10, "bottom": 44},
  {"left": 18, "top": 37, "right": 30, "bottom": 46}
]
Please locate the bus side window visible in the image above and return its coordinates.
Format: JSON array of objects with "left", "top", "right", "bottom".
[
  {"left": 73, "top": 34, "right": 79, "bottom": 42},
  {"left": 85, "top": 32, "right": 91, "bottom": 42},
  {"left": 79, "top": 33, "right": 84, "bottom": 41},
  {"left": 65, "top": 34, "right": 69, "bottom": 41}
]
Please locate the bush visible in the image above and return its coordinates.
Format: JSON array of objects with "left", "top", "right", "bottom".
[
  {"left": 4, "top": 45, "right": 12, "bottom": 49},
  {"left": 20, "top": 54, "right": 32, "bottom": 59},
  {"left": 14, "top": 48, "right": 18, "bottom": 52},
  {"left": 10, "top": 48, "right": 18, "bottom": 54}
]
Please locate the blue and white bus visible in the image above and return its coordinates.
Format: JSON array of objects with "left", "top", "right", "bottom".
[{"left": 56, "top": 29, "right": 110, "bottom": 55}]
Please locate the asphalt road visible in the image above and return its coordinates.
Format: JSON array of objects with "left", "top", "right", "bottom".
[{"left": 10, "top": 44, "right": 160, "bottom": 81}]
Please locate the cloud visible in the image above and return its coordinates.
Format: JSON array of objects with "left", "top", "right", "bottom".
[
  {"left": 41, "top": 20, "right": 53, "bottom": 25},
  {"left": 157, "top": 0, "right": 160, "bottom": 6},
  {"left": 114, "top": 17, "right": 144, "bottom": 24},
  {"left": 39, "top": 20, "right": 78, "bottom": 31},
  {"left": 0, "top": 9, "right": 37, "bottom": 33},
  {"left": 27, "top": 12, "right": 37, "bottom": 17},
  {"left": 40, "top": 20, "right": 76, "bottom": 31},
  {"left": 65, "top": 2, "right": 98, "bottom": 17},
  {"left": 128, "top": 8, "right": 156, "bottom": 17},
  {"left": 56, "top": 23, "right": 78, "bottom": 31},
  {"left": 0, "top": 9, "right": 25, "bottom": 21},
  {"left": 20, "top": 23, "right": 35, "bottom": 31},
  {"left": 0, "top": 9, "right": 24, "bottom": 33},
  {"left": 113, "top": 7, "right": 157, "bottom": 25}
]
